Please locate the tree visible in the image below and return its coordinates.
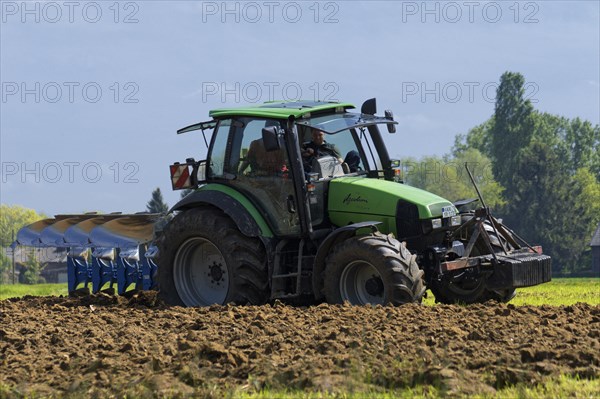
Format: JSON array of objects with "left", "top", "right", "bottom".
[
  {"left": 21, "top": 249, "right": 44, "bottom": 285},
  {"left": 0, "top": 252, "right": 11, "bottom": 284},
  {"left": 0, "top": 205, "right": 47, "bottom": 246},
  {"left": 146, "top": 188, "right": 169, "bottom": 213},
  {"left": 462, "top": 110, "right": 600, "bottom": 179},
  {"left": 502, "top": 142, "right": 575, "bottom": 273},
  {"left": 564, "top": 117, "right": 599, "bottom": 176},
  {"left": 491, "top": 72, "right": 535, "bottom": 192},
  {"left": 571, "top": 167, "right": 600, "bottom": 272},
  {"left": 401, "top": 149, "right": 505, "bottom": 209},
  {"left": 513, "top": 147, "right": 598, "bottom": 274},
  {"left": 453, "top": 119, "right": 495, "bottom": 158}
]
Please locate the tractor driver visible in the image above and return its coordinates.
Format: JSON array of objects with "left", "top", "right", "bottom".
[
  {"left": 302, "top": 129, "right": 360, "bottom": 173},
  {"left": 302, "top": 129, "right": 343, "bottom": 163}
]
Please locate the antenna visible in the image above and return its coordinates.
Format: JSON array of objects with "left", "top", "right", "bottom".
[
  {"left": 465, "top": 163, "right": 486, "bottom": 208},
  {"left": 465, "top": 163, "right": 508, "bottom": 255}
]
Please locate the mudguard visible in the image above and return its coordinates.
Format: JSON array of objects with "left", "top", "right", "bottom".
[{"left": 170, "top": 184, "right": 273, "bottom": 238}]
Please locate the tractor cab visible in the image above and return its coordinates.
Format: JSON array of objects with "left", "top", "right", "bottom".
[{"left": 173, "top": 99, "right": 398, "bottom": 237}]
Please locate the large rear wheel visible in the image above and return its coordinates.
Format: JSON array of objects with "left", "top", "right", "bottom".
[
  {"left": 323, "top": 233, "right": 426, "bottom": 305},
  {"left": 156, "top": 207, "right": 268, "bottom": 306}
]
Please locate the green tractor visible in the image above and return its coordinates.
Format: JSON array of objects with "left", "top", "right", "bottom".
[{"left": 158, "top": 98, "right": 552, "bottom": 306}]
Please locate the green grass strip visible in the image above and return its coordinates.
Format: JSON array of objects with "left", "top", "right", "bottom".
[{"left": 1, "top": 278, "right": 599, "bottom": 306}]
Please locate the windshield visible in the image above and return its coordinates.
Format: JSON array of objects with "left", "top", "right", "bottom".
[
  {"left": 297, "top": 123, "right": 384, "bottom": 175},
  {"left": 296, "top": 112, "right": 396, "bottom": 134}
]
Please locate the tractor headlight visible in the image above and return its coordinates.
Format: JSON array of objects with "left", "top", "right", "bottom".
[
  {"left": 431, "top": 218, "right": 442, "bottom": 229},
  {"left": 450, "top": 215, "right": 461, "bottom": 227}
]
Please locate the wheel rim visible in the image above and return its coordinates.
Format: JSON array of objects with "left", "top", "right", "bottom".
[
  {"left": 173, "top": 237, "right": 229, "bottom": 306},
  {"left": 339, "top": 261, "right": 385, "bottom": 305}
]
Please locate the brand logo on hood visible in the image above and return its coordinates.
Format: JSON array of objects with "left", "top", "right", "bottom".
[{"left": 343, "top": 193, "right": 368, "bottom": 205}]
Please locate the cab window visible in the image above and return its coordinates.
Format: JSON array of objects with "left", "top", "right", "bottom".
[
  {"left": 229, "top": 118, "right": 300, "bottom": 236},
  {"left": 207, "top": 119, "right": 232, "bottom": 178},
  {"left": 297, "top": 124, "right": 365, "bottom": 174}
]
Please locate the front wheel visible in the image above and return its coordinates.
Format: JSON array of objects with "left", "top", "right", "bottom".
[
  {"left": 156, "top": 207, "right": 268, "bottom": 307},
  {"left": 323, "top": 233, "right": 426, "bottom": 305}
]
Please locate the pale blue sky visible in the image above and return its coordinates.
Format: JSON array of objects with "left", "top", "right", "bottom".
[{"left": 1, "top": 1, "right": 598, "bottom": 215}]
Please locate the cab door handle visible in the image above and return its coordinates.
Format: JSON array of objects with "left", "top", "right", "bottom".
[{"left": 287, "top": 195, "right": 296, "bottom": 213}]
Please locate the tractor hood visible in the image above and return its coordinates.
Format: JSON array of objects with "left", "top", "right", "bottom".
[{"left": 327, "top": 177, "right": 457, "bottom": 219}]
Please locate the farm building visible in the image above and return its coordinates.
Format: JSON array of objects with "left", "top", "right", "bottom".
[
  {"left": 592, "top": 223, "right": 600, "bottom": 277},
  {"left": 1, "top": 246, "right": 68, "bottom": 284}
]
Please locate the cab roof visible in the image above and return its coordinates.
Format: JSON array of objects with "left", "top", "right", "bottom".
[{"left": 209, "top": 100, "right": 355, "bottom": 119}]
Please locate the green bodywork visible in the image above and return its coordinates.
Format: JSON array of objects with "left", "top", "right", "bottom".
[
  {"left": 327, "top": 177, "right": 457, "bottom": 235},
  {"left": 199, "top": 177, "right": 457, "bottom": 238},
  {"left": 197, "top": 184, "right": 274, "bottom": 238}
]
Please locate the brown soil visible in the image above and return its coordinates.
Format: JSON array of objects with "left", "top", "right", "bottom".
[{"left": 1, "top": 293, "right": 599, "bottom": 398}]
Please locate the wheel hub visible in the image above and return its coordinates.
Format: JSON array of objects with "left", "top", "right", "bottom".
[
  {"left": 365, "top": 275, "right": 384, "bottom": 296},
  {"left": 208, "top": 262, "right": 225, "bottom": 284}
]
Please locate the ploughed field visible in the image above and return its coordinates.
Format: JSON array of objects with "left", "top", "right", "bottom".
[{"left": 1, "top": 293, "right": 599, "bottom": 398}]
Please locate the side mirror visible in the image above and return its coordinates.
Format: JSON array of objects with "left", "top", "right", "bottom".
[
  {"left": 194, "top": 160, "right": 207, "bottom": 184},
  {"left": 385, "top": 110, "right": 396, "bottom": 133},
  {"left": 262, "top": 126, "right": 282, "bottom": 152}
]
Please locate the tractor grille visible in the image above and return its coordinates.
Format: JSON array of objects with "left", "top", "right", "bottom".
[
  {"left": 488, "top": 251, "right": 552, "bottom": 289},
  {"left": 396, "top": 200, "right": 420, "bottom": 239}
]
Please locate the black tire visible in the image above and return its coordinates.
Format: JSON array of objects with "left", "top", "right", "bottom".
[
  {"left": 429, "top": 217, "right": 516, "bottom": 304},
  {"left": 323, "top": 233, "right": 426, "bottom": 305},
  {"left": 156, "top": 207, "right": 268, "bottom": 306},
  {"left": 430, "top": 276, "right": 516, "bottom": 304}
]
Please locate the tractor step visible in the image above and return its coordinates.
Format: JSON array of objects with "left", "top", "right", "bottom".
[
  {"left": 272, "top": 272, "right": 300, "bottom": 279},
  {"left": 271, "top": 239, "right": 314, "bottom": 299}
]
